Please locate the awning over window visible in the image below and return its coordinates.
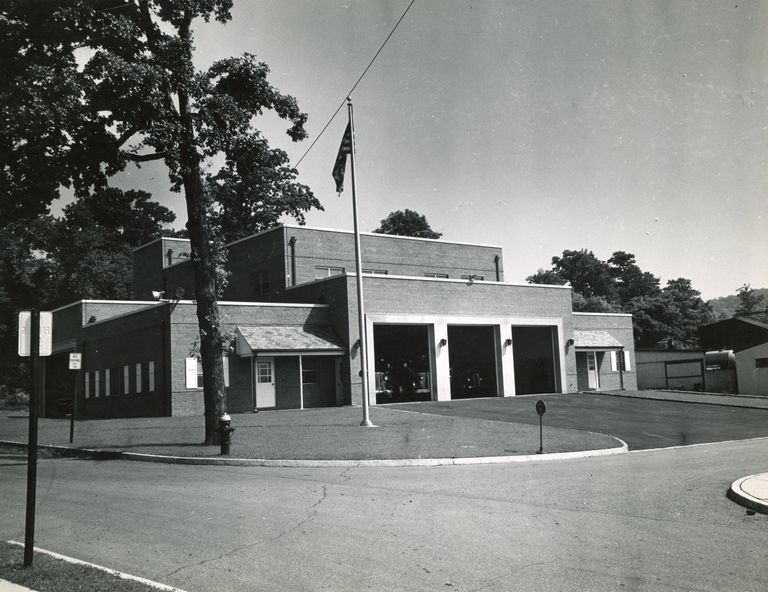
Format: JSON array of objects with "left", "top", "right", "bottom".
[
  {"left": 573, "top": 330, "right": 623, "bottom": 349},
  {"left": 236, "top": 325, "right": 346, "bottom": 357}
]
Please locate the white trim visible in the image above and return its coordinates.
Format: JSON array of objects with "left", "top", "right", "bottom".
[
  {"left": 610, "top": 351, "right": 618, "bottom": 372},
  {"left": 131, "top": 236, "right": 190, "bottom": 252},
  {"left": 573, "top": 311, "right": 633, "bottom": 318},
  {"left": 286, "top": 273, "right": 572, "bottom": 291},
  {"left": 623, "top": 350, "right": 632, "bottom": 371},
  {"left": 256, "top": 351, "right": 344, "bottom": 357},
  {"left": 365, "top": 313, "right": 567, "bottom": 400},
  {"left": 7, "top": 541, "right": 191, "bottom": 592},
  {"left": 50, "top": 299, "right": 159, "bottom": 314}
]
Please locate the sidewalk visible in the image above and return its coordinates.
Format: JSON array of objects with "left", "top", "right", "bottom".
[
  {"left": 0, "top": 404, "right": 625, "bottom": 465},
  {"left": 0, "top": 579, "right": 34, "bottom": 592},
  {"left": 597, "top": 389, "right": 768, "bottom": 409},
  {"left": 729, "top": 473, "right": 768, "bottom": 514}
]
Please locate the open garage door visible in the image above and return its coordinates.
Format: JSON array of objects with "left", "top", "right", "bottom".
[
  {"left": 373, "top": 325, "right": 432, "bottom": 403},
  {"left": 512, "top": 326, "right": 558, "bottom": 395},
  {"left": 448, "top": 325, "right": 498, "bottom": 399}
]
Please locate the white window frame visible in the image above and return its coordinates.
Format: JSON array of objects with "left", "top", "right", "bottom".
[
  {"left": 84, "top": 371, "right": 90, "bottom": 399},
  {"left": 123, "top": 365, "right": 130, "bottom": 395},
  {"left": 185, "top": 357, "right": 198, "bottom": 389},
  {"left": 105, "top": 368, "right": 111, "bottom": 397},
  {"left": 148, "top": 361, "right": 155, "bottom": 392},
  {"left": 94, "top": 370, "right": 100, "bottom": 398},
  {"left": 135, "top": 362, "right": 142, "bottom": 393}
]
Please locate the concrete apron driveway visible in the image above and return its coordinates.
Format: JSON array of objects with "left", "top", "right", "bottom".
[{"left": 390, "top": 391, "right": 768, "bottom": 450}]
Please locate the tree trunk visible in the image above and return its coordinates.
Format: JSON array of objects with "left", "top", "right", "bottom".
[
  {"left": 182, "top": 164, "right": 226, "bottom": 445},
  {"left": 177, "top": 9, "right": 226, "bottom": 445}
]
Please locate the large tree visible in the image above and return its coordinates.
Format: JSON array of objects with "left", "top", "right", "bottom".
[
  {"left": 528, "top": 250, "right": 712, "bottom": 348},
  {"left": 373, "top": 209, "right": 442, "bottom": 239},
  {"left": 1, "top": 1, "right": 316, "bottom": 443}
]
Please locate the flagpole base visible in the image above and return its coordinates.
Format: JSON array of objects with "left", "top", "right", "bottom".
[{"left": 360, "top": 418, "right": 375, "bottom": 427}]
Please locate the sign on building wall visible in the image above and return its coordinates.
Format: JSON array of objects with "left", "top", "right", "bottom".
[{"left": 69, "top": 353, "right": 82, "bottom": 370}]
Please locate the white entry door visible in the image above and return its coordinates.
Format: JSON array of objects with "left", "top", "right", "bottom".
[
  {"left": 587, "top": 351, "right": 599, "bottom": 390},
  {"left": 255, "top": 357, "right": 276, "bottom": 408}
]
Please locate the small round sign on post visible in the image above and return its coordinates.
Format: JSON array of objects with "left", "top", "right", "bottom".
[{"left": 535, "top": 400, "right": 546, "bottom": 454}]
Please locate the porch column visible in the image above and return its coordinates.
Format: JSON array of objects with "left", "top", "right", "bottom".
[{"left": 298, "top": 355, "right": 304, "bottom": 410}]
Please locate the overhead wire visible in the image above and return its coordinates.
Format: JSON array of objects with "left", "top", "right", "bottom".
[{"left": 293, "top": 0, "right": 417, "bottom": 169}]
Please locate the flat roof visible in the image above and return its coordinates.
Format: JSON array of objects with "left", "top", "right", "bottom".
[{"left": 135, "top": 223, "right": 504, "bottom": 252}]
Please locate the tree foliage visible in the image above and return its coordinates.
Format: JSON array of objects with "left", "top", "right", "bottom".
[
  {"left": 528, "top": 249, "right": 712, "bottom": 348},
  {"left": 734, "top": 283, "right": 768, "bottom": 323},
  {"left": 0, "top": 187, "right": 175, "bottom": 388},
  {"left": 373, "top": 209, "right": 442, "bottom": 239},
  {"left": 1, "top": 0, "right": 317, "bottom": 442}
]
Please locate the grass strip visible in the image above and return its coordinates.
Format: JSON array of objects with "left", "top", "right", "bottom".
[{"left": 0, "top": 541, "right": 184, "bottom": 592}]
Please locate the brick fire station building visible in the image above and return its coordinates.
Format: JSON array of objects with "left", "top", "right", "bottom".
[{"left": 44, "top": 225, "right": 636, "bottom": 418}]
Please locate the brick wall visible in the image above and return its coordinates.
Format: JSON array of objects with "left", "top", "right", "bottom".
[
  {"left": 284, "top": 226, "right": 503, "bottom": 284},
  {"left": 572, "top": 312, "right": 637, "bottom": 390},
  {"left": 77, "top": 304, "right": 170, "bottom": 418},
  {"left": 168, "top": 301, "right": 337, "bottom": 416}
]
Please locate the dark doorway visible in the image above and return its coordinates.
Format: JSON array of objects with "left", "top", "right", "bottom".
[
  {"left": 512, "top": 326, "right": 558, "bottom": 394},
  {"left": 447, "top": 325, "right": 498, "bottom": 399},
  {"left": 373, "top": 325, "right": 432, "bottom": 403}
]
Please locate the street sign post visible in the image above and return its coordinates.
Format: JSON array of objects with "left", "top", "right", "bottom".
[
  {"left": 19, "top": 311, "right": 44, "bottom": 566},
  {"left": 69, "top": 353, "right": 82, "bottom": 444},
  {"left": 536, "top": 400, "right": 546, "bottom": 454}
]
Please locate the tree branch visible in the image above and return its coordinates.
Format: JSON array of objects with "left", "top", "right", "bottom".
[
  {"left": 124, "top": 152, "right": 164, "bottom": 162},
  {"left": 115, "top": 127, "right": 138, "bottom": 148}
]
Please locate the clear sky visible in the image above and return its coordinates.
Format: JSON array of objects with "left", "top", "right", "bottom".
[{"left": 105, "top": 0, "right": 767, "bottom": 300}]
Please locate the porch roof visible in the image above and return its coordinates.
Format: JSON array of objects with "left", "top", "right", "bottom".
[
  {"left": 573, "top": 330, "right": 623, "bottom": 349},
  {"left": 236, "top": 325, "right": 346, "bottom": 356}
]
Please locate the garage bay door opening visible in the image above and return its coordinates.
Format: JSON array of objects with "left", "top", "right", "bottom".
[
  {"left": 512, "top": 326, "right": 559, "bottom": 395},
  {"left": 373, "top": 325, "right": 432, "bottom": 403},
  {"left": 448, "top": 325, "right": 498, "bottom": 399}
]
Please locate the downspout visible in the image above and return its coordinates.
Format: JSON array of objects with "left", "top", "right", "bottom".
[
  {"left": 494, "top": 255, "right": 500, "bottom": 282},
  {"left": 288, "top": 236, "right": 297, "bottom": 287}
]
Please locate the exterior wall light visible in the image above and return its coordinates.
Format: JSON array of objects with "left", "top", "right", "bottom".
[
  {"left": 439, "top": 338, "right": 447, "bottom": 347},
  {"left": 566, "top": 338, "right": 575, "bottom": 346},
  {"left": 504, "top": 338, "right": 513, "bottom": 346}
]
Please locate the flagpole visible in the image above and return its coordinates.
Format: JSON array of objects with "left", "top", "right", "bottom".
[{"left": 347, "top": 97, "right": 374, "bottom": 427}]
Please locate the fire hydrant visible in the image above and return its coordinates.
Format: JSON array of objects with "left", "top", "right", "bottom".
[{"left": 219, "top": 413, "right": 235, "bottom": 455}]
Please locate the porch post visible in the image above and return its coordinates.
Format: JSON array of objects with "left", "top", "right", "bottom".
[{"left": 299, "top": 355, "right": 304, "bottom": 410}]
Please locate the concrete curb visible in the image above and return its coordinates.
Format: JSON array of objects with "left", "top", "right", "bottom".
[
  {"left": 6, "top": 541, "right": 189, "bottom": 592},
  {"left": 596, "top": 390, "right": 768, "bottom": 410},
  {"left": 0, "top": 439, "right": 628, "bottom": 468},
  {"left": 728, "top": 473, "right": 768, "bottom": 515}
]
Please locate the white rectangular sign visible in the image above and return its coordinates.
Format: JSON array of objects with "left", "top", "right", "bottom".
[
  {"left": 18, "top": 311, "right": 53, "bottom": 357},
  {"left": 69, "top": 353, "right": 82, "bottom": 370}
]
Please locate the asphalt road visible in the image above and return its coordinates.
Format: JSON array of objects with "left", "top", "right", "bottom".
[
  {"left": 1, "top": 439, "right": 767, "bottom": 591},
  {"left": 391, "top": 393, "right": 768, "bottom": 449}
]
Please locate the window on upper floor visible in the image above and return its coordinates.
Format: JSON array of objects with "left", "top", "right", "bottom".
[
  {"left": 363, "top": 269, "right": 388, "bottom": 275},
  {"left": 460, "top": 274, "right": 484, "bottom": 281},
  {"left": 315, "top": 266, "right": 345, "bottom": 279},
  {"left": 424, "top": 272, "right": 449, "bottom": 279}
]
